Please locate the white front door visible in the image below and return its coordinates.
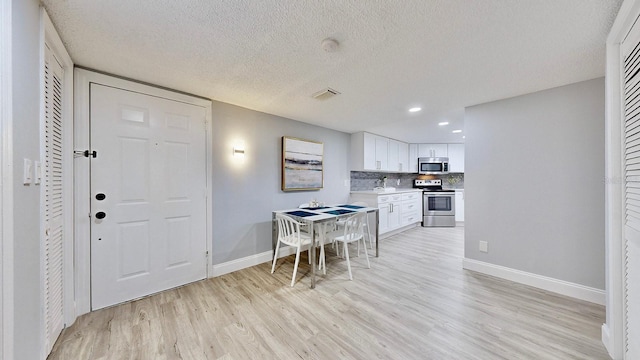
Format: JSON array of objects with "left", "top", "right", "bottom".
[{"left": 90, "top": 83, "right": 207, "bottom": 310}]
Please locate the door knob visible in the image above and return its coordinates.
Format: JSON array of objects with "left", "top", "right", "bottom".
[{"left": 95, "top": 211, "right": 106, "bottom": 219}]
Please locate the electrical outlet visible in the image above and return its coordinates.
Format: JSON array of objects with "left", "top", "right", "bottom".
[
  {"left": 479, "top": 241, "right": 488, "bottom": 253},
  {"left": 344, "top": 179, "right": 349, "bottom": 187}
]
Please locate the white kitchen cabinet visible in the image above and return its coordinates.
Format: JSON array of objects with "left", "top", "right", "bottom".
[
  {"left": 400, "top": 191, "right": 421, "bottom": 226},
  {"left": 448, "top": 143, "right": 465, "bottom": 172},
  {"left": 455, "top": 190, "right": 464, "bottom": 222},
  {"left": 388, "top": 139, "right": 409, "bottom": 172},
  {"left": 409, "top": 144, "right": 418, "bottom": 172},
  {"left": 389, "top": 206, "right": 402, "bottom": 229},
  {"left": 350, "top": 190, "right": 422, "bottom": 235},
  {"left": 351, "top": 132, "right": 409, "bottom": 172},
  {"left": 377, "top": 193, "right": 402, "bottom": 232},
  {"left": 398, "top": 141, "right": 409, "bottom": 172},
  {"left": 378, "top": 202, "right": 391, "bottom": 233},
  {"left": 373, "top": 134, "right": 389, "bottom": 170},
  {"left": 352, "top": 132, "right": 389, "bottom": 171},
  {"left": 418, "top": 143, "right": 448, "bottom": 158},
  {"left": 409, "top": 143, "right": 461, "bottom": 173},
  {"left": 386, "top": 202, "right": 402, "bottom": 230},
  {"left": 388, "top": 139, "right": 399, "bottom": 172}
]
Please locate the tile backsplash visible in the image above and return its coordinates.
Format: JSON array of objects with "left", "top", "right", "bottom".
[{"left": 350, "top": 171, "right": 464, "bottom": 191}]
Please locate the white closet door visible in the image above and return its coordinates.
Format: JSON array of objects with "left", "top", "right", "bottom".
[
  {"left": 42, "top": 43, "right": 65, "bottom": 355},
  {"left": 622, "top": 18, "right": 640, "bottom": 360}
]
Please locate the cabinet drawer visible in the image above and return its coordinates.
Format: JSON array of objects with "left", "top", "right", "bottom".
[
  {"left": 402, "top": 211, "right": 421, "bottom": 225},
  {"left": 378, "top": 194, "right": 402, "bottom": 203},
  {"left": 402, "top": 200, "right": 420, "bottom": 213},
  {"left": 378, "top": 195, "right": 391, "bottom": 204},
  {"left": 401, "top": 192, "right": 421, "bottom": 201}
]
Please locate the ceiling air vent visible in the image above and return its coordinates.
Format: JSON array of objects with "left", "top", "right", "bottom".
[{"left": 312, "top": 88, "right": 341, "bottom": 100}]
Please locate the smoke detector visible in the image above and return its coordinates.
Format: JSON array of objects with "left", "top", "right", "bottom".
[
  {"left": 321, "top": 38, "right": 339, "bottom": 52},
  {"left": 312, "top": 88, "right": 341, "bottom": 100}
]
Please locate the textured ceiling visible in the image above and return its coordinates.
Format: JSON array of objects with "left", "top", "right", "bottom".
[{"left": 41, "top": 0, "right": 622, "bottom": 143}]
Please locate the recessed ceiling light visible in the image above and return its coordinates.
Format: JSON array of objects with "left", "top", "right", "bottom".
[
  {"left": 463, "top": 136, "right": 466, "bottom": 139},
  {"left": 452, "top": 129, "right": 462, "bottom": 133},
  {"left": 408, "top": 107, "right": 422, "bottom": 113},
  {"left": 438, "top": 122, "right": 449, "bottom": 126}
]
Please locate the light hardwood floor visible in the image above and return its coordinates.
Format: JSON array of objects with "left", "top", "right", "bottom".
[{"left": 49, "top": 227, "right": 609, "bottom": 359}]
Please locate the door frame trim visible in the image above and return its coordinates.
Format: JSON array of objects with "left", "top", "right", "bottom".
[
  {"left": 604, "top": 0, "right": 640, "bottom": 358},
  {"left": 73, "top": 68, "right": 213, "bottom": 315},
  {"left": 1, "top": 0, "right": 13, "bottom": 358}
]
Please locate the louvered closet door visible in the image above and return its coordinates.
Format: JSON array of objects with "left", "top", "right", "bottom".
[
  {"left": 622, "top": 19, "right": 640, "bottom": 360},
  {"left": 43, "top": 44, "right": 65, "bottom": 355}
]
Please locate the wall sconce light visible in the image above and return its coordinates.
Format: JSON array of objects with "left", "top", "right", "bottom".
[{"left": 233, "top": 146, "right": 245, "bottom": 157}]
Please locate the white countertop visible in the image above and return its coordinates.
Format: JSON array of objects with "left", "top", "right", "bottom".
[{"left": 350, "top": 188, "right": 423, "bottom": 195}]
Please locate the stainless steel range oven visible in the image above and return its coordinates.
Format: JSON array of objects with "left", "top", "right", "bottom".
[{"left": 415, "top": 179, "right": 456, "bottom": 227}]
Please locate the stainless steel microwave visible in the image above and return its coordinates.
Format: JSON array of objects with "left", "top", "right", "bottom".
[{"left": 418, "top": 157, "right": 449, "bottom": 174}]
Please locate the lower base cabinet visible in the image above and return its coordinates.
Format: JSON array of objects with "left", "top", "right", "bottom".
[
  {"left": 350, "top": 190, "right": 422, "bottom": 235},
  {"left": 400, "top": 192, "right": 421, "bottom": 226}
]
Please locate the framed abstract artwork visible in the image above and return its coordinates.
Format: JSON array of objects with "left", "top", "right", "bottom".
[{"left": 281, "top": 136, "right": 324, "bottom": 191}]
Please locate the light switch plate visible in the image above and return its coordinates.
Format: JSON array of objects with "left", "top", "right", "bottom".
[
  {"left": 23, "top": 158, "right": 33, "bottom": 185},
  {"left": 34, "top": 161, "right": 41, "bottom": 185}
]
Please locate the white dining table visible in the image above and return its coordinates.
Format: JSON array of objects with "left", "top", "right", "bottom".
[{"left": 272, "top": 204, "right": 380, "bottom": 288}]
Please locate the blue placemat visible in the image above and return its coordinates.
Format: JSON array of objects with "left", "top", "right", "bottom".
[
  {"left": 335, "top": 204, "right": 365, "bottom": 209},
  {"left": 323, "top": 209, "right": 355, "bottom": 216},
  {"left": 301, "top": 206, "right": 331, "bottom": 210},
  {"left": 285, "top": 210, "right": 317, "bottom": 217}
]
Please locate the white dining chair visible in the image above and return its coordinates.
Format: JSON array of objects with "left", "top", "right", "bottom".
[
  {"left": 326, "top": 212, "right": 370, "bottom": 280},
  {"left": 351, "top": 201, "right": 373, "bottom": 249},
  {"left": 271, "top": 213, "right": 317, "bottom": 286},
  {"left": 299, "top": 203, "right": 334, "bottom": 274},
  {"left": 334, "top": 202, "right": 372, "bottom": 255}
]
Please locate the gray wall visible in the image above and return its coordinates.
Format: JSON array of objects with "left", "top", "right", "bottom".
[
  {"left": 211, "top": 101, "right": 351, "bottom": 265},
  {"left": 12, "top": 0, "right": 44, "bottom": 358},
  {"left": 465, "top": 78, "right": 605, "bottom": 289}
]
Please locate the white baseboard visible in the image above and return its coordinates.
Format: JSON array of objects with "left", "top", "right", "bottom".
[
  {"left": 211, "top": 224, "right": 416, "bottom": 278},
  {"left": 462, "top": 258, "right": 605, "bottom": 305},
  {"left": 380, "top": 223, "right": 418, "bottom": 239},
  {"left": 210, "top": 246, "right": 302, "bottom": 278},
  {"left": 210, "top": 224, "right": 415, "bottom": 278},
  {"left": 601, "top": 323, "right": 612, "bottom": 358}
]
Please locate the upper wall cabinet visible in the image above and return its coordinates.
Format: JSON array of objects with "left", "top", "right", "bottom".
[
  {"left": 418, "top": 143, "right": 448, "bottom": 158},
  {"left": 398, "top": 141, "right": 409, "bottom": 172},
  {"left": 447, "top": 143, "right": 465, "bottom": 172},
  {"left": 409, "top": 144, "right": 419, "bottom": 172},
  {"left": 409, "top": 143, "right": 464, "bottom": 173},
  {"left": 388, "top": 139, "right": 409, "bottom": 172},
  {"left": 351, "top": 132, "right": 409, "bottom": 172}
]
